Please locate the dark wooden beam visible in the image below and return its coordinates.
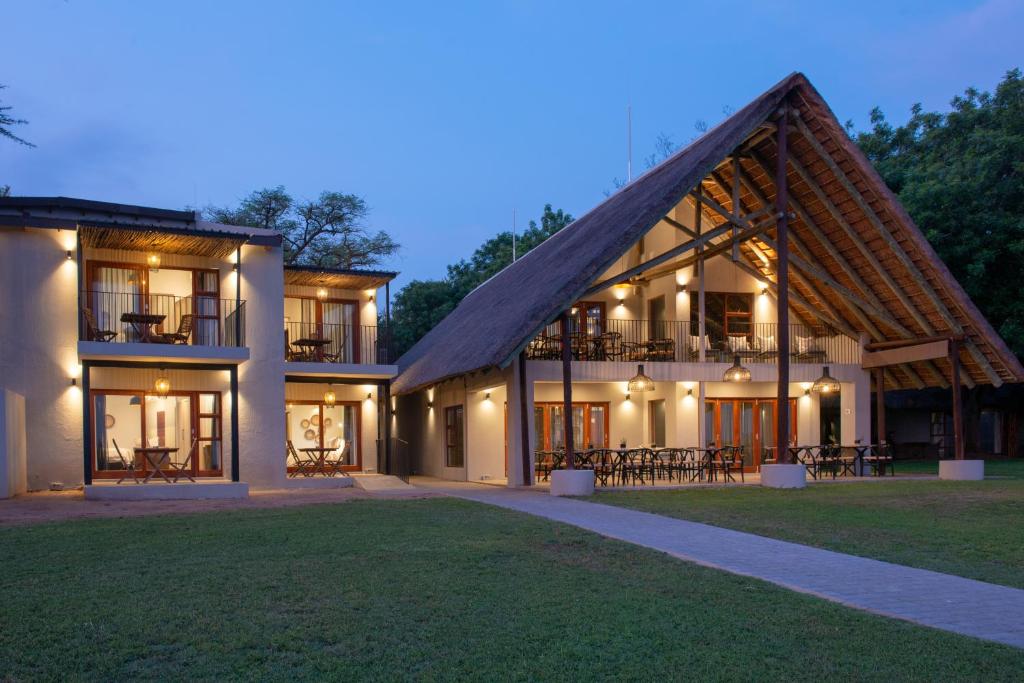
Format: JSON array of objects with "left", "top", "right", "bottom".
[
  {"left": 559, "top": 312, "right": 575, "bottom": 470},
  {"left": 775, "top": 104, "right": 792, "bottom": 465},
  {"left": 517, "top": 349, "right": 532, "bottom": 485},
  {"left": 875, "top": 368, "right": 887, "bottom": 446},
  {"left": 660, "top": 214, "right": 697, "bottom": 239},
  {"left": 951, "top": 338, "right": 964, "bottom": 460}
]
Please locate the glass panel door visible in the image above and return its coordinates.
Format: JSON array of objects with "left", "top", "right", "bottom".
[
  {"left": 322, "top": 301, "right": 358, "bottom": 362},
  {"left": 192, "top": 270, "right": 220, "bottom": 345},
  {"left": 589, "top": 405, "right": 607, "bottom": 449},
  {"left": 550, "top": 406, "right": 565, "bottom": 449},
  {"left": 92, "top": 393, "right": 143, "bottom": 472},
  {"left": 90, "top": 265, "right": 144, "bottom": 340},
  {"left": 323, "top": 404, "right": 359, "bottom": 469},
  {"left": 534, "top": 406, "right": 546, "bottom": 451},
  {"left": 758, "top": 401, "right": 775, "bottom": 467},
  {"left": 572, "top": 406, "right": 585, "bottom": 450},
  {"left": 719, "top": 402, "right": 734, "bottom": 446},
  {"left": 145, "top": 395, "right": 194, "bottom": 475},
  {"left": 738, "top": 401, "right": 755, "bottom": 466}
]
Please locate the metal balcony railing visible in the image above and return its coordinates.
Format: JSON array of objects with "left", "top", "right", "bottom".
[
  {"left": 284, "top": 321, "right": 392, "bottom": 365},
  {"left": 525, "top": 319, "right": 860, "bottom": 365},
  {"left": 81, "top": 290, "right": 246, "bottom": 347}
]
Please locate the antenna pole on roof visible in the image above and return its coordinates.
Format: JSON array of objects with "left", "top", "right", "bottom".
[
  {"left": 627, "top": 105, "right": 633, "bottom": 183},
  {"left": 512, "top": 208, "right": 517, "bottom": 263}
]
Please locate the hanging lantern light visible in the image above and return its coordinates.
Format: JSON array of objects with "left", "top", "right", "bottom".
[
  {"left": 154, "top": 370, "right": 171, "bottom": 397},
  {"left": 627, "top": 364, "right": 655, "bottom": 393},
  {"left": 723, "top": 355, "right": 751, "bottom": 383},
  {"left": 811, "top": 366, "right": 841, "bottom": 394},
  {"left": 323, "top": 385, "right": 337, "bottom": 406}
]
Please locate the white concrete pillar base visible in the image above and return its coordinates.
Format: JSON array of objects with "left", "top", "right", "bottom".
[
  {"left": 550, "top": 469, "right": 595, "bottom": 496},
  {"left": 939, "top": 459, "right": 984, "bottom": 481},
  {"left": 760, "top": 464, "right": 807, "bottom": 489}
]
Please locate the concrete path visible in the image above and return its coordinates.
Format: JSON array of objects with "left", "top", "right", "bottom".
[{"left": 415, "top": 479, "right": 1024, "bottom": 649}]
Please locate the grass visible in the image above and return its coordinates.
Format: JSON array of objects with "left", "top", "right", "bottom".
[
  {"left": 2, "top": 499, "right": 1023, "bottom": 680},
  {"left": 595, "top": 460, "right": 1024, "bottom": 589}
]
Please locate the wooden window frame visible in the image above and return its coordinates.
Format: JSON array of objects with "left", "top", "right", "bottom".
[
  {"left": 284, "top": 295, "right": 362, "bottom": 362},
  {"left": 704, "top": 397, "right": 797, "bottom": 471},
  {"left": 286, "top": 399, "right": 363, "bottom": 472},
  {"left": 89, "top": 388, "right": 224, "bottom": 480},
  {"left": 689, "top": 291, "right": 754, "bottom": 337},
  {"left": 533, "top": 402, "right": 610, "bottom": 451},
  {"left": 445, "top": 405, "right": 465, "bottom": 468}
]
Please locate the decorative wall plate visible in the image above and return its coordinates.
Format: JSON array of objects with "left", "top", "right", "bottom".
[
  {"left": 104, "top": 414, "right": 115, "bottom": 429},
  {"left": 323, "top": 417, "right": 333, "bottom": 428},
  {"left": 300, "top": 419, "right": 310, "bottom": 429},
  {"left": 311, "top": 414, "right": 321, "bottom": 426},
  {"left": 304, "top": 428, "right": 316, "bottom": 441}
]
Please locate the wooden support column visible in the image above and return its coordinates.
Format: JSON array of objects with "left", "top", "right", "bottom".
[
  {"left": 76, "top": 229, "right": 84, "bottom": 341},
  {"left": 775, "top": 105, "right": 792, "bottom": 464},
  {"left": 81, "top": 360, "right": 92, "bottom": 485},
  {"left": 234, "top": 246, "right": 242, "bottom": 346},
  {"left": 875, "top": 369, "right": 886, "bottom": 445},
  {"left": 517, "top": 349, "right": 532, "bottom": 485},
  {"left": 559, "top": 312, "right": 575, "bottom": 469},
  {"left": 696, "top": 187, "right": 706, "bottom": 362},
  {"left": 950, "top": 338, "right": 964, "bottom": 460},
  {"left": 230, "top": 364, "right": 240, "bottom": 482}
]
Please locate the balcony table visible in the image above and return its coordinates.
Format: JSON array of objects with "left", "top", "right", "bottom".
[
  {"left": 134, "top": 447, "right": 178, "bottom": 483},
  {"left": 120, "top": 312, "right": 168, "bottom": 343},
  {"left": 292, "top": 337, "right": 332, "bottom": 362}
]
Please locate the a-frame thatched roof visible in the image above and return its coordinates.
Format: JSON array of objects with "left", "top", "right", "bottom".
[{"left": 394, "top": 72, "right": 1023, "bottom": 395}]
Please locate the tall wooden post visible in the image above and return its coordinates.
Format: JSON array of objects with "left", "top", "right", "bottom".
[
  {"left": 234, "top": 246, "right": 242, "bottom": 346},
  {"left": 950, "top": 338, "right": 964, "bottom": 460},
  {"left": 517, "top": 349, "right": 532, "bottom": 485},
  {"left": 696, "top": 187, "right": 706, "bottom": 362},
  {"left": 775, "top": 105, "right": 792, "bottom": 463},
  {"left": 875, "top": 368, "right": 886, "bottom": 445},
  {"left": 560, "top": 312, "right": 575, "bottom": 469}
]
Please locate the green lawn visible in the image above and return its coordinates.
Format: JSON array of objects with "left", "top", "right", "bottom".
[
  {"left": 596, "top": 460, "right": 1024, "bottom": 589},
  {"left": 2, "top": 499, "right": 1023, "bottom": 680}
]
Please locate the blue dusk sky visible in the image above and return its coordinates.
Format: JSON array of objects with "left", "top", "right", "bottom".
[{"left": 3, "top": 0, "right": 1021, "bottom": 289}]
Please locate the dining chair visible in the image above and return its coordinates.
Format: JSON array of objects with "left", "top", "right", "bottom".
[
  {"left": 170, "top": 438, "right": 199, "bottom": 483},
  {"left": 287, "top": 440, "right": 314, "bottom": 477},
  {"left": 325, "top": 443, "right": 352, "bottom": 477},
  {"left": 112, "top": 439, "right": 141, "bottom": 484}
]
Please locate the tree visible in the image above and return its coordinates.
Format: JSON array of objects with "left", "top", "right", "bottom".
[
  {"left": 0, "top": 84, "right": 33, "bottom": 147},
  {"left": 390, "top": 204, "right": 574, "bottom": 356},
  {"left": 850, "top": 68, "right": 1024, "bottom": 357},
  {"left": 205, "top": 186, "right": 399, "bottom": 268}
]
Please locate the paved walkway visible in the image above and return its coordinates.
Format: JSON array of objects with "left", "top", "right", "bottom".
[{"left": 415, "top": 478, "right": 1024, "bottom": 649}]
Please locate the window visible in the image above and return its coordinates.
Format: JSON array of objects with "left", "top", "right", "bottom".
[
  {"left": 533, "top": 403, "right": 609, "bottom": 450},
  {"left": 285, "top": 400, "right": 361, "bottom": 471},
  {"left": 284, "top": 296, "right": 360, "bottom": 362},
  {"left": 930, "top": 412, "right": 953, "bottom": 458},
  {"left": 690, "top": 291, "right": 753, "bottom": 340},
  {"left": 445, "top": 405, "right": 465, "bottom": 468}
]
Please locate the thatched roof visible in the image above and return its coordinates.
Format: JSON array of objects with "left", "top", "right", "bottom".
[{"left": 394, "top": 72, "right": 1023, "bottom": 394}]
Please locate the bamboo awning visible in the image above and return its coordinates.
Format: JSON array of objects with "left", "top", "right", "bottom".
[
  {"left": 393, "top": 72, "right": 1023, "bottom": 394},
  {"left": 79, "top": 223, "right": 249, "bottom": 259},
  {"left": 284, "top": 265, "right": 396, "bottom": 290}
]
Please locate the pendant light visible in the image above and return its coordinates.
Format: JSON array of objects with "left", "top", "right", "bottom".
[
  {"left": 627, "top": 364, "right": 655, "bottom": 393},
  {"left": 811, "top": 366, "right": 841, "bottom": 394},
  {"left": 323, "top": 384, "right": 337, "bottom": 406},
  {"left": 154, "top": 369, "right": 171, "bottom": 397},
  {"left": 723, "top": 354, "right": 751, "bottom": 382}
]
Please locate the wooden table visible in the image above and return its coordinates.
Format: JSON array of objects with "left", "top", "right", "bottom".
[
  {"left": 134, "top": 447, "right": 178, "bottom": 483},
  {"left": 121, "top": 312, "right": 167, "bottom": 343},
  {"left": 292, "top": 337, "right": 331, "bottom": 362},
  {"left": 300, "top": 446, "right": 337, "bottom": 476}
]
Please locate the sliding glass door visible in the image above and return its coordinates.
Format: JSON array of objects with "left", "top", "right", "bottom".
[
  {"left": 705, "top": 398, "right": 797, "bottom": 470},
  {"left": 533, "top": 402, "right": 609, "bottom": 451},
  {"left": 285, "top": 401, "right": 361, "bottom": 471}
]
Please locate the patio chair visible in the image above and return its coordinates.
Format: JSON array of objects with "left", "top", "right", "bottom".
[
  {"left": 111, "top": 439, "right": 141, "bottom": 484},
  {"left": 83, "top": 308, "right": 117, "bottom": 342},
  {"left": 618, "top": 448, "right": 655, "bottom": 486},
  {"left": 534, "top": 450, "right": 554, "bottom": 482},
  {"left": 710, "top": 446, "right": 745, "bottom": 482},
  {"left": 161, "top": 314, "right": 194, "bottom": 344},
  {"left": 324, "top": 443, "right": 352, "bottom": 477},
  {"left": 591, "top": 449, "right": 616, "bottom": 486},
  {"left": 169, "top": 438, "right": 199, "bottom": 483},
  {"left": 287, "top": 440, "right": 315, "bottom": 477},
  {"left": 864, "top": 443, "right": 895, "bottom": 477}
]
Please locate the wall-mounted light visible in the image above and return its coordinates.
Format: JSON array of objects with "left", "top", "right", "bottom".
[
  {"left": 686, "top": 388, "right": 694, "bottom": 397},
  {"left": 804, "top": 388, "right": 811, "bottom": 396},
  {"left": 147, "top": 254, "right": 161, "bottom": 269},
  {"left": 368, "top": 293, "right": 376, "bottom": 303},
  {"left": 760, "top": 286, "right": 769, "bottom": 296},
  {"left": 677, "top": 283, "right": 687, "bottom": 293},
  {"left": 616, "top": 298, "right": 625, "bottom": 307},
  {"left": 366, "top": 392, "right": 373, "bottom": 400},
  {"left": 65, "top": 250, "right": 73, "bottom": 261},
  {"left": 427, "top": 401, "right": 434, "bottom": 409},
  {"left": 232, "top": 263, "right": 239, "bottom": 272},
  {"left": 70, "top": 377, "right": 77, "bottom": 386},
  {"left": 484, "top": 392, "right": 491, "bottom": 400},
  {"left": 625, "top": 392, "right": 631, "bottom": 401}
]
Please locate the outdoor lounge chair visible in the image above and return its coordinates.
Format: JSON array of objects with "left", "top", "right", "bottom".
[
  {"left": 161, "top": 314, "right": 194, "bottom": 344},
  {"left": 83, "top": 308, "right": 117, "bottom": 342},
  {"left": 112, "top": 439, "right": 141, "bottom": 484}
]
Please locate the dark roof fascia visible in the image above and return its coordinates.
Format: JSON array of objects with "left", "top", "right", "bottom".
[{"left": 0, "top": 196, "right": 194, "bottom": 222}]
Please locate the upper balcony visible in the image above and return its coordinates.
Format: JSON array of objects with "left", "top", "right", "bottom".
[
  {"left": 284, "top": 321, "right": 392, "bottom": 365},
  {"left": 82, "top": 290, "right": 246, "bottom": 347},
  {"left": 525, "top": 319, "right": 860, "bottom": 365}
]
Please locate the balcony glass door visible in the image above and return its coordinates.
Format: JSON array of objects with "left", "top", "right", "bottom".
[
  {"left": 321, "top": 301, "right": 359, "bottom": 363},
  {"left": 88, "top": 265, "right": 145, "bottom": 340},
  {"left": 192, "top": 270, "right": 220, "bottom": 345},
  {"left": 705, "top": 398, "right": 797, "bottom": 470}
]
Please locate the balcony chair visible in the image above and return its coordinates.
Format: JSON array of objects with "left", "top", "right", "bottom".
[
  {"left": 161, "top": 314, "right": 194, "bottom": 344},
  {"left": 111, "top": 439, "right": 141, "bottom": 484},
  {"left": 83, "top": 308, "right": 117, "bottom": 342},
  {"left": 287, "top": 440, "right": 315, "bottom": 477}
]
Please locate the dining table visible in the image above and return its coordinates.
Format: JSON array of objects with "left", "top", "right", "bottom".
[
  {"left": 292, "top": 337, "right": 332, "bottom": 362},
  {"left": 121, "top": 312, "right": 168, "bottom": 343},
  {"left": 134, "top": 446, "right": 178, "bottom": 483},
  {"left": 300, "top": 446, "right": 337, "bottom": 476}
]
